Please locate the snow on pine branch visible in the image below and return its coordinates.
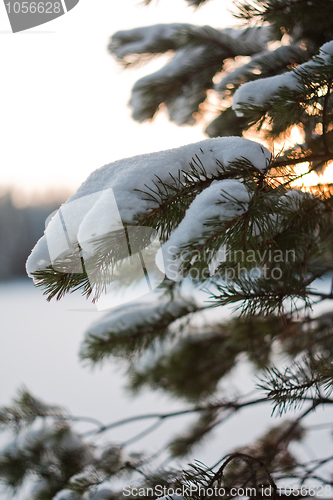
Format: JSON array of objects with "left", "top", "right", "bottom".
[
  {"left": 109, "top": 24, "right": 271, "bottom": 63},
  {"left": 170, "top": 25, "right": 272, "bottom": 57},
  {"left": 217, "top": 26, "right": 271, "bottom": 56},
  {"left": 232, "top": 40, "right": 333, "bottom": 117},
  {"left": 80, "top": 299, "right": 197, "bottom": 362},
  {"left": 0, "top": 424, "right": 88, "bottom": 487},
  {"left": 109, "top": 24, "right": 271, "bottom": 125},
  {"left": 160, "top": 181, "right": 308, "bottom": 282},
  {"left": 161, "top": 179, "right": 250, "bottom": 280},
  {"left": 26, "top": 138, "right": 271, "bottom": 278},
  {"left": 109, "top": 24, "right": 186, "bottom": 61}
]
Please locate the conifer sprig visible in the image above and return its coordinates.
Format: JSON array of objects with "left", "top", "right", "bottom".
[{"left": 258, "top": 356, "right": 333, "bottom": 415}]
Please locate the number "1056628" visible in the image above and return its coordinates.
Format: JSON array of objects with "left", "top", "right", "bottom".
[{"left": 5, "top": 2, "right": 62, "bottom": 14}]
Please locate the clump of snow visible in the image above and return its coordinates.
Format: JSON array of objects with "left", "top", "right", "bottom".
[
  {"left": 161, "top": 179, "right": 250, "bottom": 280},
  {"left": 233, "top": 40, "right": 333, "bottom": 116},
  {"left": 26, "top": 138, "right": 271, "bottom": 278},
  {"left": 233, "top": 71, "right": 300, "bottom": 116},
  {"left": 77, "top": 189, "right": 123, "bottom": 256},
  {"left": 320, "top": 40, "right": 333, "bottom": 61},
  {"left": 282, "top": 188, "right": 305, "bottom": 204}
]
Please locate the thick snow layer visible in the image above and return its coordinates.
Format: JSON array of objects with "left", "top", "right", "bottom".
[
  {"left": 161, "top": 179, "right": 250, "bottom": 280},
  {"left": 233, "top": 41, "right": 333, "bottom": 116},
  {"left": 26, "top": 138, "right": 271, "bottom": 278}
]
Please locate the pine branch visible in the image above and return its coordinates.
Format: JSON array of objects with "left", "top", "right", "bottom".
[
  {"left": 126, "top": 314, "right": 282, "bottom": 400},
  {"left": 168, "top": 410, "right": 222, "bottom": 458},
  {"left": 129, "top": 47, "right": 223, "bottom": 125},
  {"left": 210, "top": 273, "right": 313, "bottom": 317},
  {"left": 234, "top": 0, "right": 333, "bottom": 48},
  {"left": 29, "top": 151, "right": 275, "bottom": 304},
  {"left": 82, "top": 397, "right": 268, "bottom": 438},
  {"left": 233, "top": 44, "right": 333, "bottom": 140},
  {"left": 272, "top": 152, "right": 333, "bottom": 169},
  {"left": 80, "top": 300, "right": 198, "bottom": 363},
  {"left": 175, "top": 25, "right": 271, "bottom": 57},
  {"left": 0, "top": 387, "right": 66, "bottom": 432},
  {"left": 108, "top": 24, "right": 184, "bottom": 65},
  {"left": 258, "top": 356, "right": 333, "bottom": 415},
  {"left": 205, "top": 107, "right": 248, "bottom": 138}
]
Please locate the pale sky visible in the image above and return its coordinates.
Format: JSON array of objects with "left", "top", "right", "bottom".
[{"left": 0, "top": 0, "right": 237, "bottom": 200}]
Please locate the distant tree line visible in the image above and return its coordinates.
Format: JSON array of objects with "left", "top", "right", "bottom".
[{"left": 0, "top": 192, "right": 62, "bottom": 280}]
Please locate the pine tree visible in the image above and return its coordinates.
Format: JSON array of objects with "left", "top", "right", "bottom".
[{"left": 2, "top": 0, "right": 333, "bottom": 499}]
